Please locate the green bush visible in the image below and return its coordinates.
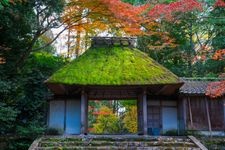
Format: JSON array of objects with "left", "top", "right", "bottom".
[
  {"left": 45, "top": 128, "right": 64, "bottom": 135},
  {"left": 0, "top": 103, "right": 19, "bottom": 134},
  {"left": 184, "top": 130, "right": 201, "bottom": 136},
  {"left": 16, "top": 122, "right": 45, "bottom": 138},
  {"left": 163, "top": 130, "right": 178, "bottom": 136},
  {"left": 93, "top": 106, "right": 123, "bottom": 134}
]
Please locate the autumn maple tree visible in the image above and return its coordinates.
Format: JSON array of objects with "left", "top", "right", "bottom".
[
  {"left": 147, "top": 0, "right": 202, "bottom": 21},
  {"left": 62, "top": 0, "right": 150, "bottom": 56},
  {"left": 206, "top": 80, "right": 225, "bottom": 98},
  {"left": 206, "top": 49, "right": 225, "bottom": 98},
  {"left": 92, "top": 106, "right": 121, "bottom": 134},
  {"left": 63, "top": 0, "right": 225, "bottom": 98},
  {"left": 205, "top": 0, "right": 225, "bottom": 99},
  {"left": 63, "top": 0, "right": 191, "bottom": 55}
]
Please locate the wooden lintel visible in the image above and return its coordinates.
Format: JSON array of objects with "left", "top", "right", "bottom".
[
  {"left": 156, "top": 85, "right": 168, "bottom": 95},
  {"left": 59, "top": 84, "right": 67, "bottom": 93},
  {"left": 70, "top": 87, "right": 82, "bottom": 95}
]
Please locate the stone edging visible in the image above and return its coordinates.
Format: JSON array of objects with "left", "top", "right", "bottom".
[
  {"left": 28, "top": 137, "right": 42, "bottom": 150},
  {"left": 188, "top": 136, "right": 208, "bottom": 150}
]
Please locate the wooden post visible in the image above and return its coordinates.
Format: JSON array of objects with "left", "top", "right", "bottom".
[
  {"left": 143, "top": 89, "right": 148, "bottom": 135},
  {"left": 224, "top": 99, "right": 225, "bottom": 126},
  {"left": 64, "top": 99, "right": 67, "bottom": 132},
  {"left": 188, "top": 97, "right": 193, "bottom": 128},
  {"left": 183, "top": 98, "right": 187, "bottom": 131},
  {"left": 183, "top": 98, "right": 187, "bottom": 129},
  {"left": 137, "top": 94, "right": 143, "bottom": 134},
  {"left": 137, "top": 89, "right": 148, "bottom": 135},
  {"left": 81, "top": 90, "right": 88, "bottom": 134},
  {"left": 205, "top": 98, "right": 212, "bottom": 137}
]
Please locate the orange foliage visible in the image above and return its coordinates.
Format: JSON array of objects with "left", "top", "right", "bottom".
[
  {"left": 63, "top": 0, "right": 204, "bottom": 52},
  {"left": 206, "top": 50, "right": 225, "bottom": 98},
  {"left": 206, "top": 80, "right": 225, "bottom": 98},
  {"left": 148, "top": 0, "right": 202, "bottom": 20},
  {"left": 63, "top": 0, "right": 149, "bottom": 35},
  {"left": 92, "top": 111, "right": 111, "bottom": 115},
  {"left": 100, "top": 0, "right": 149, "bottom": 35},
  {"left": 212, "top": 49, "right": 225, "bottom": 60}
]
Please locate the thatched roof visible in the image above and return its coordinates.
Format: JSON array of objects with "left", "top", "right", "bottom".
[{"left": 47, "top": 46, "right": 181, "bottom": 86}]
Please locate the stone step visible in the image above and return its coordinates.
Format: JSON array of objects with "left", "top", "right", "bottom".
[
  {"left": 29, "top": 136, "right": 206, "bottom": 150},
  {"left": 41, "top": 136, "right": 191, "bottom": 142},
  {"left": 38, "top": 141, "right": 197, "bottom": 147},
  {"left": 35, "top": 146, "right": 201, "bottom": 150}
]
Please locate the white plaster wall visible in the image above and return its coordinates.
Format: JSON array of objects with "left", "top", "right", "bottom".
[
  {"left": 49, "top": 100, "right": 65, "bottom": 130},
  {"left": 65, "top": 100, "right": 81, "bottom": 134},
  {"left": 162, "top": 107, "right": 178, "bottom": 132}
]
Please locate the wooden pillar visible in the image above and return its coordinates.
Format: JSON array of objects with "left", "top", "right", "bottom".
[
  {"left": 143, "top": 89, "right": 148, "bottom": 135},
  {"left": 183, "top": 98, "right": 187, "bottom": 130},
  {"left": 137, "top": 94, "right": 143, "bottom": 134},
  {"left": 81, "top": 90, "right": 88, "bottom": 134},
  {"left": 188, "top": 97, "right": 193, "bottom": 128},
  {"left": 205, "top": 98, "right": 212, "bottom": 136},
  {"left": 137, "top": 89, "right": 148, "bottom": 135},
  {"left": 178, "top": 97, "right": 186, "bottom": 134},
  {"left": 64, "top": 99, "right": 67, "bottom": 132}
]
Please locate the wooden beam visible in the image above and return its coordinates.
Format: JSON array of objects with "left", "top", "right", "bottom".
[
  {"left": 156, "top": 85, "right": 168, "bottom": 95},
  {"left": 81, "top": 90, "right": 88, "bottom": 134},
  {"left": 70, "top": 88, "right": 82, "bottom": 95},
  {"left": 205, "top": 98, "right": 212, "bottom": 137},
  {"left": 59, "top": 84, "right": 67, "bottom": 93}
]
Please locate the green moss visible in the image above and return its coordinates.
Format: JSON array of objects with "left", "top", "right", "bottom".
[{"left": 48, "top": 46, "right": 180, "bottom": 85}]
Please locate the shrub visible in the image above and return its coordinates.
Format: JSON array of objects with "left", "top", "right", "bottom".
[
  {"left": 123, "top": 106, "right": 137, "bottom": 133},
  {"left": 45, "top": 128, "right": 64, "bottom": 135},
  {"left": 92, "top": 106, "right": 122, "bottom": 134}
]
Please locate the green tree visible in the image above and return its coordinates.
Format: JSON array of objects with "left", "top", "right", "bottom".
[
  {"left": 93, "top": 106, "right": 122, "bottom": 134},
  {"left": 123, "top": 106, "right": 137, "bottom": 133},
  {"left": 0, "top": 0, "right": 65, "bottom": 72},
  {"left": 0, "top": 102, "right": 19, "bottom": 134},
  {"left": 0, "top": 50, "right": 65, "bottom": 149},
  {"left": 138, "top": 0, "right": 225, "bottom": 78}
]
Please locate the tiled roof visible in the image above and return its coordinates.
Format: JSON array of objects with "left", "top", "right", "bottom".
[
  {"left": 179, "top": 78, "right": 223, "bottom": 95},
  {"left": 179, "top": 80, "right": 209, "bottom": 95}
]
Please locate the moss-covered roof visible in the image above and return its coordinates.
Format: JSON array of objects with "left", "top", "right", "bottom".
[{"left": 47, "top": 46, "right": 180, "bottom": 85}]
